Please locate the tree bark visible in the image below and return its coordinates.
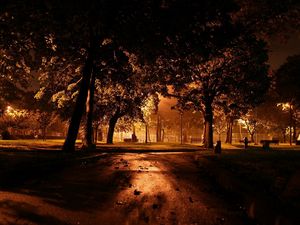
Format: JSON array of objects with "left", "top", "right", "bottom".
[
  {"left": 62, "top": 41, "right": 95, "bottom": 152},
  {"left": 145, "top": 123, "right": 148, "bottom": 143},
  {"left": 93, "top": 122, "right": 99, "bottom": 144},
  {"left": 94, "top": 127, "right": 98, "bottom": 143},
  {"left": 293, "top": 123, "right": 297, "bottom": 142},
  {"left": 156, "top": 114, "right": 161, "bottom": 142},
  {"left": 204, "top": 102, "right": 214, "bottom": 148},
  {"left": 82, "top": 72, "right": 96, "bottom": 150},
  {"left": 106, "top": 109, "right": 120, "bottom": 144},
  {"left": 98, "top": 127, "right": 103, "bottom": 141},
  {"left": 282, "top": 130, "right": 286, "bottom": 143},
  {"left": 42, "top": 127, "right": 47, "bottom": 141},
  {"left": 202, "top": 119, "right": 206, "bottom": 144},
  {"left": 225, "top": 119, "right": 233, "bottom": 144},
  {"left": 250, "top": 133, "right": 255, "bottom": 143}
]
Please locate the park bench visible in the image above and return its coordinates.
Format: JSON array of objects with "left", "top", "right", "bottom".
[
  {"left": 190, "top": 137, "right": 202, "bottom": 143},
  {"left": 124, "top": 138, "right": 138, "bottom": 143},
  {"left": 260, "top": 139, "right": 279, "bottom": 150},
  {"left": 239, "top": 140, "right": 252, "bottom": 143}
]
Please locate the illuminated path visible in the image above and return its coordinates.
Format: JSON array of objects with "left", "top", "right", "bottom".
[{"left": 0, "top": 152, "right": 251, "bottom": 225}]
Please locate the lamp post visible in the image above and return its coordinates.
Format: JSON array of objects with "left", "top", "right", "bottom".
[
  {"left": 289, "top": 103, "right": 292, "bottom": 146},
  {"left": 180, "top": 111, "right": 183, "bottom": 145}
]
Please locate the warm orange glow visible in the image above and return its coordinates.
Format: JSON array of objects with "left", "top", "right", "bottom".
[
  {"left": 277, "top": 102, "right": 293, "bottom": 111},
  {"left": 5, "top": 105, "right": 27, "bottom": 118}
]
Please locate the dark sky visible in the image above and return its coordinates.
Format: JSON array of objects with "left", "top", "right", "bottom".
[{"left": 269, "top": 34, "right": 300, "bottom": 69}]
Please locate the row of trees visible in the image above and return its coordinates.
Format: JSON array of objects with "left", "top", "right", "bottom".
[
  {"left": 0, "top": 106, "right": 62, "bottom": 140},
  {"left": 1, "top": 0, "right": 299, "bottom": 150}
]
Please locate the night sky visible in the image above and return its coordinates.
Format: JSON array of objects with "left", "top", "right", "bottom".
[{"left": 269, "top": 35, "right": 300, "bottom": 69}]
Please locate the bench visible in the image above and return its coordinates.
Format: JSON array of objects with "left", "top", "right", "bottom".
[
  {"left": 260, "top": 139, "right": 279, "bottom": 150},
  {"left": 124, "top": 138, "right": 138, "bottom": 143},
  {"left": 239, "top": 140, "right": 252, "bottom": 143},
  {"left": 190, "top": 138, "right": 202, "bottom": 143}
]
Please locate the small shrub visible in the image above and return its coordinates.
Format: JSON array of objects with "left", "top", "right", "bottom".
[{"left": 1, "top": 130, "right": 11, "bottom": 140}]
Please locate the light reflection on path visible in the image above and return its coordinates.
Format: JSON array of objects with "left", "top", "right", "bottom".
[
  {"left": 0, "top": 153, "right": 249, "bottom": 225},
  {"left": 109, "top": 154, "right": 234, "bottom": 225}
]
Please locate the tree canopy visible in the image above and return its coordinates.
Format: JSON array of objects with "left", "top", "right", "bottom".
[{"left": 1, "top": 0, "right": 299, "bottom": 150}]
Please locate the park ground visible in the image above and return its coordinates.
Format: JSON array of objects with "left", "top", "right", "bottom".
[{"left": 0, "top": 141, "right": 300, "bottom": 225}]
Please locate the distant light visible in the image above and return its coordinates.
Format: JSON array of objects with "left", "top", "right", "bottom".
[
  {"left": 6, "top": 105, "right": 13, "bottom": 113},
  {"left": 277, "top": 102, "right": 292, "bottom": 111}
]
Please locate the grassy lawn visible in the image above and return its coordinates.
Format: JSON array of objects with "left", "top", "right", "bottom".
[
  {"left": 199, "top": 146, "right": 300, "bottom": 212},
  {"left": 1, "top": 140, "right": 300, "bottom": 197}
]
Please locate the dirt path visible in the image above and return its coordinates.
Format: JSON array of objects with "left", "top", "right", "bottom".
[{"left": 0, "top": 153, "right": 252, "bottom": 225}]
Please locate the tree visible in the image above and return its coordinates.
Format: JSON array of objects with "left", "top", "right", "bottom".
[
  {"left": 239, "top": 112, "right": 259, "bottom": 143},
  {"left": 0, "top": 106, "right": 29, "bottom": 138},
  {"left": 275, "top": 55, "right": 300, "bottom": 143},
  {"left": 3, "top": 0, "right": 297, "bottom": 152},
  {"left": 158, "top": 32, "right": 270, "bottom": 148},
  {"left": 141, "top": 95, "right": 159, "bottom": 143},
  {"left": 214, "top": 110, "right": 227, "bottom": 141},
  {"left": 234, "top": 0, "right": 300, "bottom": 38}
]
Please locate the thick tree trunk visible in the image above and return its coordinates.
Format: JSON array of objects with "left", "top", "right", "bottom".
[
  {"left": 82, "top": 72, "right": 96, "bottom": 150},
  {"left": 225, "top": 119, "right": 233, "bottom": 144},
  {"left": 204, "top": 103, "right": 214, "bottom": 148},
  {"left": 250, "top": 133, "right": 255, "bottom": 143},
  {"left": 106, "top": 109, "right": 120, "bottom": 144},
  {"left": 62, "top": 44, "right": 95, "bottom": 152}
]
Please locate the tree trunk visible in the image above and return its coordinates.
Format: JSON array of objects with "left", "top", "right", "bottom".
[
  {"left": 250, "top": 133, "right": 255, "bottom": 143},
  {"left": 93, "top": 122, "right": 100, "bottom": 144},
  {"left": 282, "top": 130, "right": 286, "bottom": 143},
  {"left": 293, "top": 123, "right": 297, "bottom": 142},
  {"left": 62, "top": 42, "right": 95, "bottom": 152},
  {"left": 180, "top": 112, "right": 183, "bottom": 144},
  {"left": 204, "top": 102, "right": 214, "bottom": 148},
  {"left": 42, "top": 127, "right": 47, "bottom": 141},
  {"left": 145, "top": 123, "right": 148, "bottom": 143},
  {"left": 156, "top": 114, "right": 161, "bottom": 142},
  {"left": 106, "top": 109, "right": 120, "bottom": 144},
  {"left": 148, "top": 125, "right": 151, "bottom": 142},
  {"left": 225, "top": 119, "right": 233, "bottom": 144},
  {"left": 82, "top": 72, "right": 96, "bottom": 150},
  {"left": 94, "top": 127, "right": 98, "bottom": 143},
  {"left": 202, "top": 119, "right": 206, "bottom": 144},
  {"left": 98, "top": 127, "right": 103, "bottom": 142}
]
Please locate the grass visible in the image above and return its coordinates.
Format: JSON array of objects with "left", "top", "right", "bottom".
[
  {"left": 1, "top": 140, "right": 300, "bottom": 210},
  {"left": 200, "top": 148, "right": 300, "bottom": 209}
]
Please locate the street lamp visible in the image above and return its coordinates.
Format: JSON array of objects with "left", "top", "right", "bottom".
[
  {"left": 277, "top": 102, "right": 293, "bottom": 146},
  {"left": 180, "top": 111, "right": 183, "bottom": 144}
]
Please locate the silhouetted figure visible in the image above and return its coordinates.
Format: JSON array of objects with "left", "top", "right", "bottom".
[
  {"left": 244, "top": 137, "right": 249, "bottom": 149},
  {"left": 214, "top": 141, "right": 221, "bottom": 154}
]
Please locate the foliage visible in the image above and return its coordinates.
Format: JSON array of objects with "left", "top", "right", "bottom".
[
  {"left": 1, "top": 0, "right": 298, "bottom": 149},
  {"left": 275, "top": 54, "right": 300, "bottom": 106},
  {"left": 234, "top": 0, "right": 300, "bottom": 39}
]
